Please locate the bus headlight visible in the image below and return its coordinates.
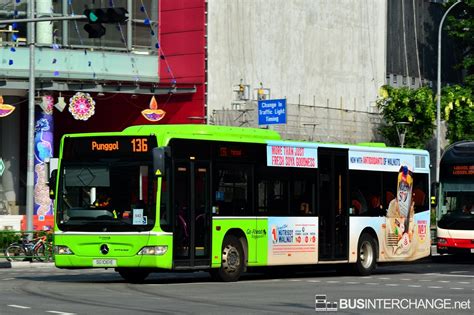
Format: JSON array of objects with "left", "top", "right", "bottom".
[
  {"left": 54, "top": 245, "right": 74, "bottom": 255},
  {"left": 138, "top": 246, "right": 168, "bottom": 256}
]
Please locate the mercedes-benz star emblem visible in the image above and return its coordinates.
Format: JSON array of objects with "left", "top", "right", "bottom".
[{"left": 100, "top": 244, "right": 109, "bottom": 255}]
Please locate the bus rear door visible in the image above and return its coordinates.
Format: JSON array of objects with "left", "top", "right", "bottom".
[{"left": 318, "top": 148, "right": 349, "bottom": 261}]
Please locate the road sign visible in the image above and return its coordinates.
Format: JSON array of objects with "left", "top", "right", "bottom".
[
  {"left": 0, "top": 158, "right": 4, "bottom": 177},
  {"left": 258, "top": 98, "right": 287, "bottom": 125}
]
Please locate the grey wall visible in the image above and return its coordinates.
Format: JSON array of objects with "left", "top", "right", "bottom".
[{"left": 207, "top": 0, "right": 387, "bottom": 143}]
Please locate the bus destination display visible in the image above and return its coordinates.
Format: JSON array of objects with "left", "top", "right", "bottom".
[{"left": 63, "top": 136, "right": 157, "bottom": 160}]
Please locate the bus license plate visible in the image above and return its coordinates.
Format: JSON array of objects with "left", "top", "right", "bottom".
[
  {"left": 471, "top": 249, "right": 474, "bottom": 254},
  {"left": 93, "top": 259, "right": 117, "bottom": 267}
]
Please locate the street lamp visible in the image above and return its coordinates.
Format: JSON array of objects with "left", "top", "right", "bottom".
[
  {"left": 436, "top": 0, "right": 462, "bottom": 184},
  {"left": 395, "top": 122, "right": 410, "bottom": 148}
]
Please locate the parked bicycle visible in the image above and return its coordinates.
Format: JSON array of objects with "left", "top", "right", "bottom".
[{"left": 4, "top": 234, "right": 52, "bottom": 262}]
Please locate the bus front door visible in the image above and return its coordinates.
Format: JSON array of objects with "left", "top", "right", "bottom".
[
  {"left": 173, "top": 160, "right": 211, "bottom": 268},
  {"left": 318, "top": 148, "right": 349, "bottom": 261}
]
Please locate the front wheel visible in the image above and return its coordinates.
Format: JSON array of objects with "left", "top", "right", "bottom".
[
  {"left": 5, "top": 245, "right": 26, "bottom": 262},
  {"left": 210, "top": 235, "right": 245, "bottom": 282},
  {"left": 117, "top": 268, "right": 150, "bottom": 283},
  {"left": 354, "top": 233, "right": 377, "bottom": 276}
]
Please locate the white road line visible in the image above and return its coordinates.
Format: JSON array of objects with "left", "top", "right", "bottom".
[
  {"left": 450, "top": 271, "right": 468, "bottom": 274},
  {"left": 2, "top": 278, "right": 15, "bottom": 281},
  {"left": 289, "top": 279, "right": 302, "bottom": 282},
  {"left": 438, "top": 280, "right": 450, "bottom": 283},
  {"left": 450, "top": 288, "right": 463, "bottom": 290},
  {"left": 8, "top": 305, "right": 31, "bottom": 309},
  {"left": 46, "top": 311, "right": 76, "bottom": 315},
  {"left": 365, "top": 283, "right": 378, "bottom": 285},
  {"left": 425, "top": 273, "right": 474, "bottom": 278},
  {"left": 346, "top": 282, "right": 360, "bottom": 284},
  {"left": 386, "top": 284, "right": 399, "bottom": 287},
  {"left": 400, "top": 278, "right": 411, "bottom": 281},
  {"left": 419, "top": 279, "right": 431, "bottom": 282},
  {"left": 457, "top": 281, "right": 471, "bottom": 284},
  {"left": 428, "top": 286, "right": 442, "bottom": 289},
  {"left": 307, "top": 280, "right": 320, "bottom": 283},
  {"left": 327, "top": 281, "right": 340, "bottom": 283},
  {"left": 378, "top": 277, "right": 391, "bottom": 280},
  {"left": 408, "top": 285, "right": 421, "bottom": 288}
]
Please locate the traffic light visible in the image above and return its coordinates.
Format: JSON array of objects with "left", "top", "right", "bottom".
[{"left": 83, "top": 7, "right": 128, "bottom": 38}]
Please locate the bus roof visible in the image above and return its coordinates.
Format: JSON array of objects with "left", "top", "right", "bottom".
[{"left": 441, "top": 140, "right": 474, "bottom": 166}]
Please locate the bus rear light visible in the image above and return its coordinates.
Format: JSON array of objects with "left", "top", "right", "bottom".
[
  {"left": 54, "top": 245, "right": 74, "bottom": 255},
  {"left": 437, "top": 238, "right": 448, "bottom": 244},
  {"left": 138, "top": 246, "right": 168, "bottom": 255}
]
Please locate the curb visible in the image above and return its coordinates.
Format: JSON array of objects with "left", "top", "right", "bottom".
[
  {"left": 0, "top": 261, "right": 12, "bottom": 268},
  {"left": 0, "top": 261, "right": 55, "bottom": 269}
]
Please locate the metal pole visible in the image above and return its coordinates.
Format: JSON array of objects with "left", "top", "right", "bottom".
[
  {"left": 26, "top": 0, "right": 36, "bottom": 234},
  {"left": 436, "top": 0, "right": 461, "bottom": 184}
]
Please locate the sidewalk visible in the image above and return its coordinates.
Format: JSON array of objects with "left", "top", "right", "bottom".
[{"left": 0, "top": 260, "right": 55, "bottom": 269}]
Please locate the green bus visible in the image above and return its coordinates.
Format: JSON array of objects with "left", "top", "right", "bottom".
[{"left": 52, "top": 124, "right": 431, "bottom": 282}]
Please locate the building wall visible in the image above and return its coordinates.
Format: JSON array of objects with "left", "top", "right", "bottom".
[{"left": 207, "top": 0, "right": 387, "bottom": 143}]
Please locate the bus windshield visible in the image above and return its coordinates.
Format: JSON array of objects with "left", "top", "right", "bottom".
[
  {"left": 442, "top": 189, "right": 474, "bottom": 215},
  {"left": 56, "top": 160, "right": 157, "bottom": 232}
]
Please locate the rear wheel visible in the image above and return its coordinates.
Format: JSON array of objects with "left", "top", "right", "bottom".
[
  {"left": 117, "top": 268, "right": 150, "bottom": 283},
  {"left": 210, "top": 235, "right": 244, "bottom": 282},
  {"left": 354, "top": 233, "right": 377, "bottom": 276},
  {"left": 34, "top": 243, "right": 46, "bottom": 262},
  {"left": 5, "top": 245, "right": 26, "bottom": 262}
]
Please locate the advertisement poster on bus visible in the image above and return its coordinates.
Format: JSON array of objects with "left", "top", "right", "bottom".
[
  {"left": 381, "top": 165, "right": 430, "bottom": 261},
  {"left": 268, "top": 217, "right": 318, "bottom": 265}
]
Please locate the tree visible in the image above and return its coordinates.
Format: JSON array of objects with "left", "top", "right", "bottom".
[
  {"left": 377, "top": 85, "right": 435, "bottom": 149},
  {"left": 441, "top": 85, "right": 474, "bottom": 142},
  {"left": 445, "top": 0, "right": 474, "bottom": 89}
]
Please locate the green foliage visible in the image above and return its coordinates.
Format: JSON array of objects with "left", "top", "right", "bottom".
[
  {"left": 376, "top": 85, "right": 435, "bottom": 149},
  {"left": 0, "top": 231, "right": 21, "bottom": 251},
  {"left": 446, "top": 0, "right": 474, "bottom": 89},
  {"left": 441, "top": 85, "right": 474, "bottom": 142}
]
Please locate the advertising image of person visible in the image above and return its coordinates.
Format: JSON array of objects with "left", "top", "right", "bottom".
[{"left": 384, "top": 165, "right": 415, "bottom": 256}]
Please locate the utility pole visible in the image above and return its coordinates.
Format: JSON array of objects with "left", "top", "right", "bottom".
[
  {"left": 436, "top": 0, "right": 462, "bottom": 184},
  {"left": 26, "top": 0, "right": 35, "bottom": 234}
]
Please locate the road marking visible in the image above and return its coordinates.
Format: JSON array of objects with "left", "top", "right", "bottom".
[
  {"left": 289, "top": 279, "right": 302, "bottom": 282},
  {"left": 327, "top": 281, "right": 340, "bottom": 283},
  {"left": 450, "top": 288, "right": 463, "bottom": 290},
  {"left": 400, "top": 278, "right": 411, "bottom": 281},
  {"left": 365, "top": 283, "right": 378, "bottom": 285},
  {"left": 386, "top": 284, "right": 399, "bottom": 287},
  {"left": 450, "top": 271, "right": 468, "bottom": 274},
  {"left": 8, "top": 305, "right": 31, "bottom": 309},
  {"left": 307, "top": 280, "right": 320, "bottom": 283},
  {"left": 408, "top": 285, "right": 421, "bottom": 288},
  {"left": 419, "top": 279, "right": 431, "bottom": 282},
  {"left": 46, "top": 311, "right": 76, "bottom": 315},
  {"left": 428, "top": 286, "right": 442, "bottom": 289},
  {"left": 2, "top": 278, "right": 15, "bottom": 281},
  {"left": 378, "top": 277, "right": 391, "bottom": 280},
  {"left": 457, "top": 281, "right": 470, "bottom": 284},
  {"left": 425, "top": 273, "right": 474, "bottom": 278},
  {"left": 346, "top": 281, "right": 359, "bottom": 284},
  {"left": 438, "top": 280, "right": 450, "bottom": 283}
]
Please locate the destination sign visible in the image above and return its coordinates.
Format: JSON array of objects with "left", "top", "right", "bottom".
[{"left": 63, "top": 136, "right": 157, "bottom": 160}]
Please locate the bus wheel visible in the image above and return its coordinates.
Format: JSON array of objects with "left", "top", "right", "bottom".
[
  {"left": 117, "top": 268, "right": 150, "bottom": 283},
  {"left": 354, "top": 233, "right": 376, "bottom": 276},
  {"left": 210, "top": 235, "right": 244, "bottom": 282}
]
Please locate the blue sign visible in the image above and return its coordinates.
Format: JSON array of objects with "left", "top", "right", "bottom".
[{"left": 258, "top": 98, "right": 287, "bottom": 125}]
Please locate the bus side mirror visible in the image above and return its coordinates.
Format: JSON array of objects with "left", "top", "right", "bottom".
[
  {"left": 48, "top": 169, "right": 57, "bottom": 200},
  {"left": 153, "top": 147, "right": 169, "bottom": 177}
]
